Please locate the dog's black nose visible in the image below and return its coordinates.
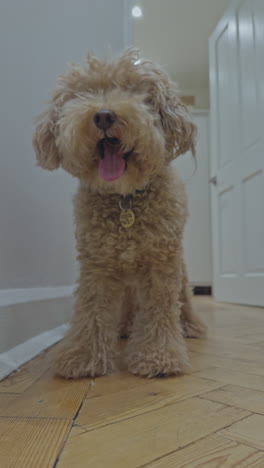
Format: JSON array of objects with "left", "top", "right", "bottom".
[{"left": 94, "top": 110, "right": 116, "bottom": 130}]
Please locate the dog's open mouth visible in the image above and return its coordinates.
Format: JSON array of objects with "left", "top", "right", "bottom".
[{"left": 97, "top": 137, "right": 132, "bottom": 182}]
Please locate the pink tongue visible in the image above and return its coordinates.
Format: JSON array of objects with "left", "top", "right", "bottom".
[{"left": 99, "top": 143, "right": 126, "bottom": 181}]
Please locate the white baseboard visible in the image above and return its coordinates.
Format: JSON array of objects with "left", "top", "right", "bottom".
[
  {"left": 0, "top": 286, "right": 74, "bottom": 368},
  {"left": 0, "top": 285, "right": 75, "bottom": 307},
  {"left": 0, "top": 323, "right": 69, "bottom": 380}
]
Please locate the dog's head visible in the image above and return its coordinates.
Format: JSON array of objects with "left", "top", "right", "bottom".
[{"left": 33, "top": 49, "right": 196, "bottom": 194}]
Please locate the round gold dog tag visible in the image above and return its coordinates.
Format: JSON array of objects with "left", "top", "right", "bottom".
[{"left": 120, "top": 209, "right": 135, "bottom": 228}]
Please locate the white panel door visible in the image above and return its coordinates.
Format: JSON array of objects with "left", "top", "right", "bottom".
[{"left": 209, "top": 0, "right": 264, "bottom": 306}]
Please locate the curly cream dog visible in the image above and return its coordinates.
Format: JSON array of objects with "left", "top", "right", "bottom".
[{"left": 33, "top": 49, "right": 206, "bottom": 378}]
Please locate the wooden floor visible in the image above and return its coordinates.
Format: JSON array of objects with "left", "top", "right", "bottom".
[{"left": 1, "top": 297, "right": 264, "bottom": 467}]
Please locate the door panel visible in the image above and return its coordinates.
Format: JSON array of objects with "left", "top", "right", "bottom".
[
  {"left": 216, "top": 25, "right": 233, "bottom": 168},
  {"left": 238, "top": 0, "right": 259, "bottom": 149},
  {"left": 242, "top": 170, "right": 264, "bottom": 274},
  {"left": 219, "top": 187, "right": 236, "bottom": 275}
]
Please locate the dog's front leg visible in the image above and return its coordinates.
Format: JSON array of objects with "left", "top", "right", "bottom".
[
  {"left": 53, "top": 270, "right": 123, "bottom": 379},
  {"left": 127, "top": 271, "right": 191, "bottom": 378}
]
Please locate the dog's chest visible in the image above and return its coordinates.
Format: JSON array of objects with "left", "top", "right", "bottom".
[{"left": 78, "top": 192, "right": 185, "bottom": 272}]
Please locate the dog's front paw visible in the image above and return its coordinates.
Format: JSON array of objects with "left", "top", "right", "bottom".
[
  {"left": 127, "top": 346, "right": 191, "bottom": 378},
  {"left": 54, "top": 344, "right": 115, "bottom": 379}
]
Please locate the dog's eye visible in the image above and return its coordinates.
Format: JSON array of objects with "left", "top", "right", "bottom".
[
  {"left": 143, "top": 97, "right": 156, "bottom": 111},
  {"left": 144, "top": 97, "right": 152, "bottom": 105}
]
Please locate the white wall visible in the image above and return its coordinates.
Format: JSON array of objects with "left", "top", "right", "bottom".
[
  {"left": 0, "top": 0, "right": 126, "bottom": 375},
  {"left": 174, "top": 112, "right": 212, "bottom": 286},
  {"left": 0, "top": 0, "right": 125, "bottom": 290},
  {"left": 133, "top": 0, "right": 230, "bottom": 108},
  {"left": 179, "top": 88, "right": 210, "bottom": 109}
]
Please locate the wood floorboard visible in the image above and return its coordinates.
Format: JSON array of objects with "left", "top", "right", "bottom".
[{"left": 0, "top": 297, "right": 263, "bottom": 467}]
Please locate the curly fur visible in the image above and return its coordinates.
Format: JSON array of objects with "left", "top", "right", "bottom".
[{"left": 33, "top": 49, "right": 206, "bottom": 379}]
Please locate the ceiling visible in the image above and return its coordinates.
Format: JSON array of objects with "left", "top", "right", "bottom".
[{"left": 134, "top": 0, "right": 231, "bottom": 90}]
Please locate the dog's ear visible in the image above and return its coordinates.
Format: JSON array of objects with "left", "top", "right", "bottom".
[
  {"left": 33, "top": 82, "right": 74, "bottom": 170},
  {"left": 137, "top": 60, "right": 197, "bottom": 160},
  {"left": 161, "top": 98, "right": 197, "bottom": 159},
  {"left": 160, "top": 95, "right": 197, "bottom": 159},
  {"left": 33, "top": 103, "right": 61, "bottom": 170}
]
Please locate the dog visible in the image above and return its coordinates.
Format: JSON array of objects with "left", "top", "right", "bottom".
[{"left": 33, "top": 49, "right": 206, "bottom": 379}]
